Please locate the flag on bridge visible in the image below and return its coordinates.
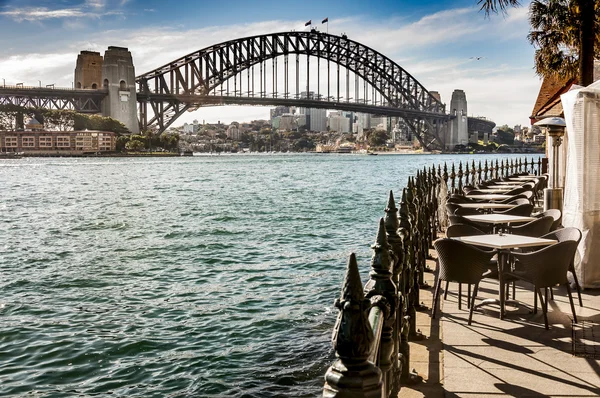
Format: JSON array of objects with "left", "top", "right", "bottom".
[
  {"left": 305, "top": 20, "right": 312, "bottom": 26},
  {"left": 322, "top": 17, "right": 328, "bottom": 24}
]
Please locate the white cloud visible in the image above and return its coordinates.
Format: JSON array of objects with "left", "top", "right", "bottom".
[
  {"left": 85, "top": 0, "right": 106, "bottom": 9},
  {"left": 0, "top": 7, "right": 88, "bottom": 21}
]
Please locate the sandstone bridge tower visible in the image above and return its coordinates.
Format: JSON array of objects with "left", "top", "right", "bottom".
[{"left": 74, "top": 46, "right": 139, "bottom": 134}]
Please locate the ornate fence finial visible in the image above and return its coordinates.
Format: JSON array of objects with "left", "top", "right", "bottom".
[
  {"left": 484, "top": 159, "right": 489, "bottom": 181},
  {"left": 495, "top": 159, "right": 499, "bottom": 179},
  {"left": 464, "top": 162, "right": 470, "bottom": 187},
  {"left": 324, "top": 254, "right": 382, "bottom": 397},
  {"left": 477, "top": 160, "right": 482, "bottom": 184},
  {"left": 449, "top": 163, "right": 456, "bottom": 193},
  {"left": 457, "top": 162, "right": 463, "bottom": 192}
]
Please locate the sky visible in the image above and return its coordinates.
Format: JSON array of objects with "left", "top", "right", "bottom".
[{"left": 0, "top": 0, "right": 541, "bottom": 128}]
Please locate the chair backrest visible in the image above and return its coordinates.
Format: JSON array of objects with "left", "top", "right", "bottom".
[
  {"left": 448, "top": 195, "right": 474, "bottom": 204},
  {"left": 508, "top": 198, "right": 530, "bottom": 205},
  {"left": 505, "top": 187, "right": 527, "bottom": 195},
  {"left": 496, "top": 193, "right": 527, "bottom": 204},
  {"left": 541, "top": 226, "right": 582, "bottom": 245},
  {"left": 446, "top": 203, "right": 461, "bottom": 215},
  {"left": 510, "top": 215, "right": 554, "bottom": 237},
  {"left": 463, "top": 185, "right": 476, "bottom": 194},
  {"left": 535, "top": 209, "right": 562, "bottom": 230},
  {"left": 454, "top": 207, "right": 482, "bottom": 216},
  {"left": 446, "top": 224, "right": 485, "bottom": 238},
  {"left": 434, "top": 239, "right": 496, "bottom": 284},
  {"left": 466, "top": 190, "right": 486, "bottom": 196},
  {"left": 496, "top": 203, "right": 533, "bottom": 217},
  {"left": 523, "top": 191, "right": 534, "bottom": 201},
  {"left": 448, "top": 215, "right": 494, "bottom": 233},
  {"left": 512, "top": 241, "right": 579, "bottom": 287}
]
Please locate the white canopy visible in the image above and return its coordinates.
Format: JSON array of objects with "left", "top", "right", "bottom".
[{"left": 560, "top": 80, "right": 600, "bottom": 288}]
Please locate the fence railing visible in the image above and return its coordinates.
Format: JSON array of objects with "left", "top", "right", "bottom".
[{"left": 323, "top": 156, "right": 543, "bottom": 397}]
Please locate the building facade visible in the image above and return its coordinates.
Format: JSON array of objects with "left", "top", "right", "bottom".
[{"left": 0, "top": 130, "right": 116, "bottom": 154}]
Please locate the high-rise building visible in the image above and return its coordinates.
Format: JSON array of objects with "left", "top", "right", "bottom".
[
  {"left": 298, "top": 92, "right": 327, "bottom": 132},
  {"left": 227, "top": 122, "right": 242, "bottom": 140},
  {"left": 328, "top": 111, "right": 351, "bottom": 133}
]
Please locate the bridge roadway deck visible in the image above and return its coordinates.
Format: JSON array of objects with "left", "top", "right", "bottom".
[{"left": 399, "top": 247, "right": 600, "bottom": 397}]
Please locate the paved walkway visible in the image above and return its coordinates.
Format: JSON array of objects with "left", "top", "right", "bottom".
[{"left": 400, "top": 252, "right": 600, "bottom": 397}]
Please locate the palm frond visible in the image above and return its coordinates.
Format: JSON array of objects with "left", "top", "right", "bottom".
[{"left": 478, "top": 0, "right": 521, "bottom": 16}]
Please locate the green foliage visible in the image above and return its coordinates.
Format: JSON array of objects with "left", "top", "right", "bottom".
[
  {"left": 116, "top": 135, "right": 130, "bottom": 151},
  {"left": 495, "top": 128, "right": 515, "bottom": 145},
  {"left": 126, "top": 139, "right": 145, "bottom": 151},
  {"left": 73, "top": 114, "right": 129, "bottom": 134},
  {"left": 368, "top": 130, "right": 389, "bottom": 147},
  {"left": 293, "top": 137, "right": 315, "bottom": 151}
]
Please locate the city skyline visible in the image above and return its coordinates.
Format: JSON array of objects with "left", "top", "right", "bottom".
[{"left": 0, "top": 0, "right": 539, "bottom": 128}]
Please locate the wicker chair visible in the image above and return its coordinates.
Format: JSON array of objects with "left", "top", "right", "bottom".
[
  {"left": 510, "top": 216, "right": 554, "bottom": 237},
  {"left": 433, "top": 239, "right": 497, "bottom": 325},
  {"left": 505, "top": 187, "right": 528, "bottom": 196},
  {"left": 507, "top": 241, "right": 579, "bottom": 329},
  {"left": 445, "top": 224, "right": 493, "bottom": 309},
  {"left": 493, "top": 203, "right": 534, "bottom": 217},
  {"left": 508, "top": 198, "right": 531, "bottom": 206},
  {"left": 448, "top": 215, "right": 494, "bottom": 234},
  {"left": 447, "top": 195, "right": 477, "bottom": 204},
  {"left": 540, "top": 227, "right": 583, "bottom": 306},
  {"left": 493, "top": 193, "right": 528, "bottom": 204},
  {"left": 535, "top": 209, "right": 562, "bottom": 231}
]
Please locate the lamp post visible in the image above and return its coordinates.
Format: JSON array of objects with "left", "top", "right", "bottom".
[{"left": 534, "top": 117, "right": 566, "bottom": 212}]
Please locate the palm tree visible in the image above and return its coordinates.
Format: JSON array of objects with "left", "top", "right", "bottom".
[{"left": 480, "top": 0, "right": 597, "bottom": 86}]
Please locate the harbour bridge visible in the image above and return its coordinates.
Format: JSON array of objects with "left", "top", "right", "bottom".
[{"left": 0, "top": 31, "right": 494, "bottom": 150}]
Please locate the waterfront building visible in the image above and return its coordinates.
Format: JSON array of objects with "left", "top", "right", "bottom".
[
  {"left": 0, "top": 130, "right": 116, "bottom": 154},
  {"left": 370, "top": 115, "right": 389, "bottom": 131},
  {"left": 226, "top": 122, "right": 242, "bottom": 140},
  {"left": 298, "top": 92, "right": 327, "bottom": 132},
  {"left": 327, "top": 111, "right": 350, "bottom": 133},
  {"left": 271, "top": 116, "right": 281, "bottom": 129},
  {"left": 279, "top": 114, "right": 296, "bottom": 131},
  {"left": 270, "top": 106, "right": 289, "bottom": 121},
  {"left": 182, "top": 123, "right": 194, "bottom": 134}
]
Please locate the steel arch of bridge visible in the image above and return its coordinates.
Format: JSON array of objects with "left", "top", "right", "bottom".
[{"left": 136, "top": 31, "right": 451, "bottom": 149}]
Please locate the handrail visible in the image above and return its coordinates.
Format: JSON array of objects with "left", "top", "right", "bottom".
[
  {"left": 0, "top": 84, "right": 107, "bottom": 93},
  {"left": 323, "top": 156, "right": 544, "bottom": 397}
]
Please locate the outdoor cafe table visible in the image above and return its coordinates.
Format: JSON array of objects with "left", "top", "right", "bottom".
[
  {"left": 451, "top": 233, "right": 557, "bottom": 319},
  {"left": 464, "top": 214, "right": 535, "bottom": 234},
  {"left": 476, "top": 188, "right": 512, "bottom": 193},
  {"left": 456, "top": 203, "right": 515, "bottom": 212},
  {"left": 463, "top": 214, "right": 535, "bottom": 225},
  {"left": 491, "top": 181, "right": 526, "bottom": 185},
  {"left": 509, "top": 176, "right": 537, "bottom": 182},
  {"left": 465, "top": 193, "right": 512, "bottom": 201},
  {"left": 487, "top": 184, "right": 524, "bottom": 189}
]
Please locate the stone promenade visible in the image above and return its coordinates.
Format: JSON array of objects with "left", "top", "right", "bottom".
[{"left": 399, "top": 252, "right": 600, "bottom": 397}]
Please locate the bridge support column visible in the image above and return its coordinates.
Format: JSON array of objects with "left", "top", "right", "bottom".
[
  {"left": 448, "top": 89, "right": 468, "bottom": 150},
  {"left": 101, "top": 46, "right": 139, "bottom": 134}
]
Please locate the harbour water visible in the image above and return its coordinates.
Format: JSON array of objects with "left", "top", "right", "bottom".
[{"left": 0, "top": 153, "right": 529, "bottom": 397}]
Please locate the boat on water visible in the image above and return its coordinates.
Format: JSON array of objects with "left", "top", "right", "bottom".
[{"left": 0, "top": 152, "right": 23, "bottom": 159}]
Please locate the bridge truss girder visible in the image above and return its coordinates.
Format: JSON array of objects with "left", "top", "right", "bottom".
[
  {"left": 136, "top": 31, "right": 449, "bottom": 150},
  {"left": 0, "top": 87, "right": 106, "bottom": 113}
]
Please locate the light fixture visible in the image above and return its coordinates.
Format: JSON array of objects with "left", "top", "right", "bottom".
[{"left": 534, "top": 116, "right": 566, "bottom": 212}]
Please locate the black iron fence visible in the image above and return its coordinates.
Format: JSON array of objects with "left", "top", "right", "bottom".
[{"left": 323, "top": 156, "right": 543, "bottom": 397}]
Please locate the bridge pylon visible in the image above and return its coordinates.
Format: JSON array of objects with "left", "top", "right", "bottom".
[{"left": 100, "top": 47, "right": 139, "bottom": 134}]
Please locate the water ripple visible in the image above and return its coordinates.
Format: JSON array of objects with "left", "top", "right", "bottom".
[{"left": 0, "top": 153, "right": 527, "bottom": 396}]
